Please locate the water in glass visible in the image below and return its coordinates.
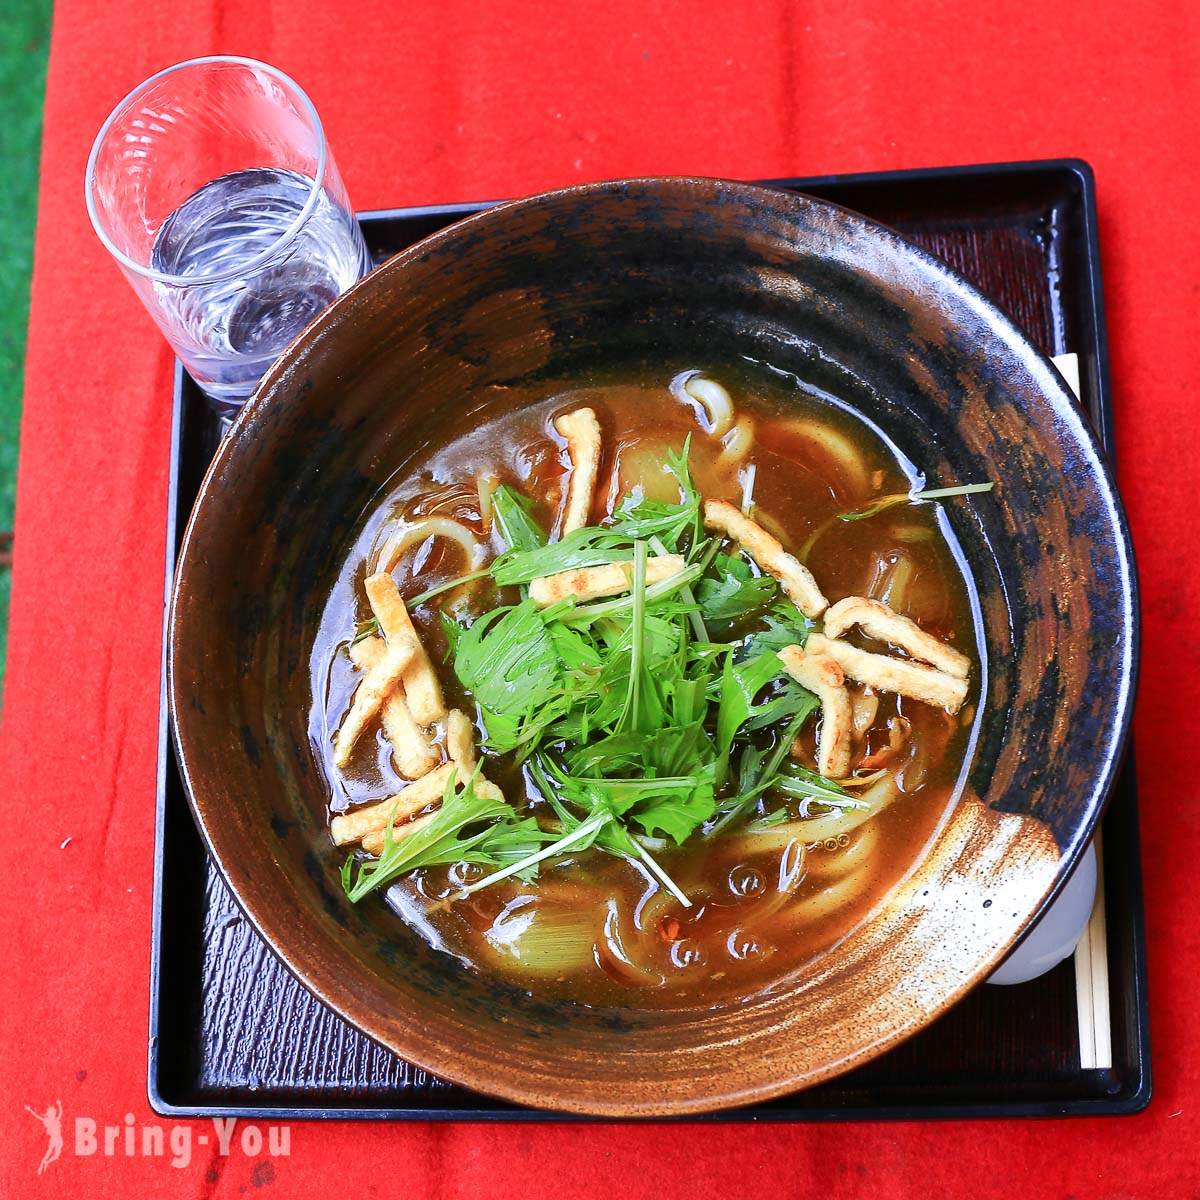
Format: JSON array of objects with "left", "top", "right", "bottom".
[{"left": 151, "top": 167, "right": 371, "bottom": 405}]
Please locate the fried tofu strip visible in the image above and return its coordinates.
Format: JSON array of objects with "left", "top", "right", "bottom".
[
  {"left": 554, "top": 407, "right": 602, "bottom": 534},
  {"left": 445, "top": 708, "right": 477, "bottom": 774},
  {"left": 359, "top": 809, "right": 439, "bottom": 858},
  {"left": 703, "top": 499, "right": 828, "bottom": 618},
  {"left": 365, "top": 572, "right": 446, "bottom": 725},
  {"left": 332, "top": 633, "right": 420, "bottom": 769},
  {"left": 528, "top": 554, "right": 687, "bottom": 607},
  {"left": 348, "top": 637, "right": 441, "bottom": 779},
  {"left": 778, "top": 645, "right": 853, "bottom": 779},
  {"left": 359, "top": 777, "right": 508, "bottom": 856},
  {"left": 823, "top": 596, "right": 971, "bottom": 680},
  {"left": 330, "top": 762, "right": 456, "bottom": 847},
  {"left": 806, "top": 632, "right": 969, "bottom": 714}
]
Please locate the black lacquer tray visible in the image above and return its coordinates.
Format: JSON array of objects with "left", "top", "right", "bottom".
[{"left": 150, "top": 160, "right": 1150, "bottom": 1120}]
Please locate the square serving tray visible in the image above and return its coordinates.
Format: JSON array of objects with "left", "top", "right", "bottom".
[{"left": 151, "top": 159, "right": 1150, "bottom": 1121}]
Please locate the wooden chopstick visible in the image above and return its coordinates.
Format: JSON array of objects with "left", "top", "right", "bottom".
[{"left": 1073, "top": 832, "right": 1113, "bottom": 1070}]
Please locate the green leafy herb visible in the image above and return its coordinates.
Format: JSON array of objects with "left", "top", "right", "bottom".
[
  {"left": 523, "top": 753, "right": 699, "bottom": 901},
  {"left": 616, "top": 542, "right": 655, "bottom": 734},
  {"left": 743, "top": 676, "right": 820, "bottom": 732},
  {"left": 608, "top": 498, "right": 691, "bottom": 548},
  {"left": 741, "top": 601, "right": 815, "bottom": 658},
  {"left": 492, "top": 484, "right": 549, "bottom": 553},
  {"left": 714, "top": 652, "right": 786, "bottom": 786},
  {"left": 772, "top": 763, "right": 857, "bottom": 804},
  {"left": 607, "top": 438, "right": 703, "bottom": 554},
  {"left": 745, "top": 765, "right": 876, "bottom": 835},
  {"left": 696, "top": 553, "right": 778, "bottom": 623},
  {"left": 491, "top": 527, "right": 637, "bottom": 586},
  {"left": 341, "top": 770, "right": 550, "bottom": 902},
  {"left": 459, "top": 808, "right": 615, "bottom": 898},
  {"left": 349, "top": 616, "right": 379, "bottom": 646},
  {"left": 667, "top": 438, "right": 706, "bottom": 554},
  {"left": 552, "top": 565, "right": 703, "bottom": 626},
  {"left": 838, "top": 482, "right": 995, "bottom": 523},
  {"left": 708, "top": 693, "right": 819, "bottom": 836},
  {"left": 451, "top": 599, "right": 562, "bottom": 753},
  {"left": 343, "top": 441, "right": 850, "bottom": 903},
  {"left": 439, "top": 611, "right": 464, "bottom": 659},
  {"left": 405, "top": 568, "right": 493, "bottom": 610},
  {"left": 752, "top": 806, "right": 791, "bottom": 828},
  {"left": 627, "top": 768, "right": 716, "bottom": 844},
  {"left": 650, "top": 533, "right": 709, "bottom": 643}
]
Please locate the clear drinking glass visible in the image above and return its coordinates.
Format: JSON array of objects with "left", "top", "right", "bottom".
[{"left": 86, "top": 56, "right": 371, "bottom": 416}]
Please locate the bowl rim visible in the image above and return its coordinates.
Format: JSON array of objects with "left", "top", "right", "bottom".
[{"left": 167, "top": 174, "right": 1140, "bottom": 1114}]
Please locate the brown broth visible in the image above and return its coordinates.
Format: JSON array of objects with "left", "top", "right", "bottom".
[{"left": 310, "top": 365, "right": 981, "bottom": 1010}]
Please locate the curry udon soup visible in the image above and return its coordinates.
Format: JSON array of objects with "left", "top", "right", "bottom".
[{"left": 311, "top": 367, "right": 983, "bottom": 1009}]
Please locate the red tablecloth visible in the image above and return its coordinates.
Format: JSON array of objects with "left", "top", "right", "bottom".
[{"left": 3, "top": 1, "right": 1197, "bottom": 1194}]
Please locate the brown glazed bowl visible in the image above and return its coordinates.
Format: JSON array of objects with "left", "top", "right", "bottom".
[{"left": 168, "top": 178, "right": 1137, "bottom": 1115}]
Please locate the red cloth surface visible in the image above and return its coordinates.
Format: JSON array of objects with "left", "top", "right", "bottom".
[{"left": 2, "top": 0, "right": 1198, "bottom": 1194}]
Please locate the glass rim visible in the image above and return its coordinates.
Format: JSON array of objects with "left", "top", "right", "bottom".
[{"left": 84, "top": 55, "right": 330, "bottom": 288}]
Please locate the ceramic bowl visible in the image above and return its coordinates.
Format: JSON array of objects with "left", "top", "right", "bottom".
[{"left": 168, "top": 177, "right": 1137, "bottom": 1115}]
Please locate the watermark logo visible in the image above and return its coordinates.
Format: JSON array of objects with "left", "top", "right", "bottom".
[
  {"left": 25, "top": 1102, "right": 290, "bottom": 1173},
  {"left": 24, "top": 1100, "right": 64, "bottom": 1175}
]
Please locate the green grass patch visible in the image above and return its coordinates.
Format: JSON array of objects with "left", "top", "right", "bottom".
[{"left": 0, "top": 0, "right": 53, "bottom": 712}]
